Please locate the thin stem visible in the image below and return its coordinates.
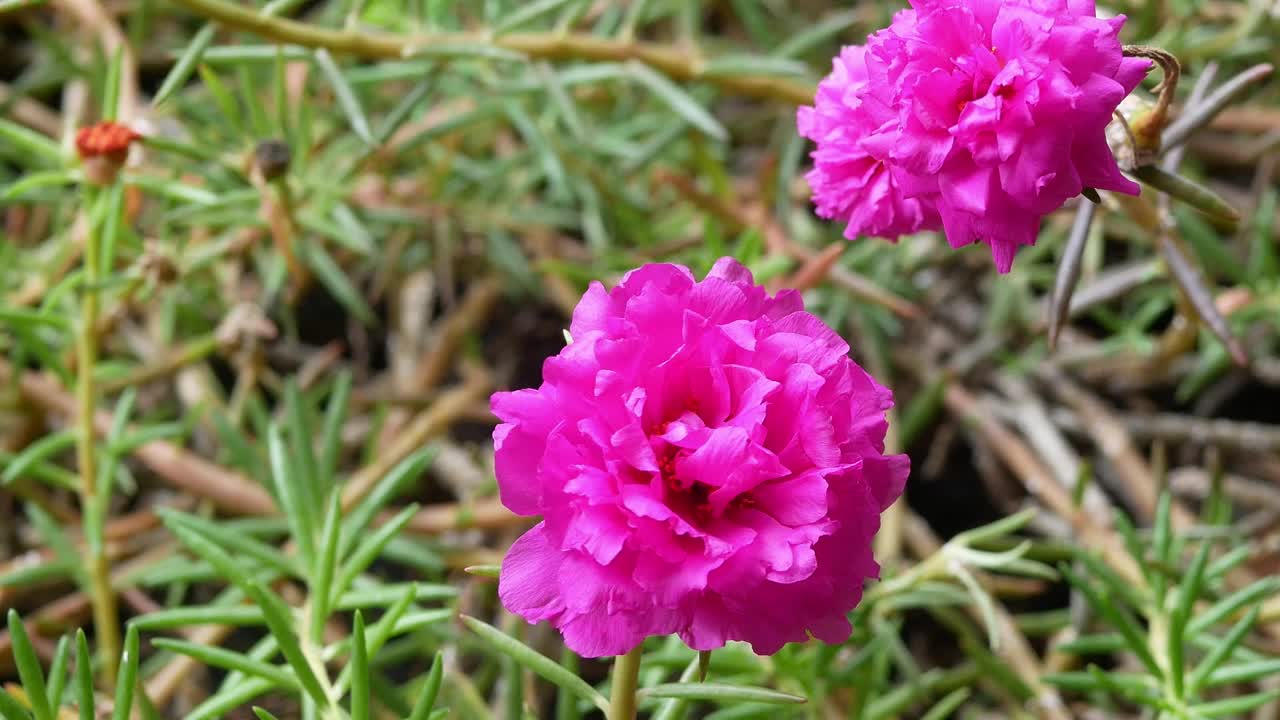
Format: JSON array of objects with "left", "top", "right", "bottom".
[
  {"left": 266, "top": 177, "right": 308, "bottom": 298},
  {"left": 99, "top": 333, "right": 220, "bottom": 393},
  {"left": 1130, "top": 164, "right": 1241, "bottom": 230},
  {"left": 77, "top": 189, "right": 121, "bottom": 684},
  {"left": 608, "top": 645, "right": 644, "bottom": 720},
  {"left": 163, "top": 0, "right": 815, "bottom": 105}
]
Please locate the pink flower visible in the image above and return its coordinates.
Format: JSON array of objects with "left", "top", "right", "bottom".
[
  {"left": 797, "top": 45, "right": 941, "bottom": 239},
  {"left": 493, "top": 259, "right": 909, "bottom": 657},
  {"left": 799, "top": 0, "right": 1151, "bottom": 272}
]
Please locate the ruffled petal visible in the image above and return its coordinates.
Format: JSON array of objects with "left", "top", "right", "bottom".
[{"left": 499, "top": 524, "right": 566, "bottom": 622}]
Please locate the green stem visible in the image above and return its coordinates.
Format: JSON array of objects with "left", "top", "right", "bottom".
[
  {"left": 99, "top": 333, "right": 220, "bottom": 393},
  {"left": 78, "top": 189, "right": 121, "bottom": 684},
  {"left": 609, "top": 646, "right": 643, "bottom": 720},
  {"left": 1131, "top": 164, "right": 1241, "bottom": 229},
  {"left": 163, "top": 0, "right": 815, "bottom": 105}
]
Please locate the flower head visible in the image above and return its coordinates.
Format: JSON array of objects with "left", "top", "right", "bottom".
[
  {"left": 493, "top": 258, "right": 909, "bottom": 657},
  {"left": 75, "top": 121, "right": 141, "bottom": 186},
  {"left": 799, "top": 0, "right": 1151, "bottom": 272}
]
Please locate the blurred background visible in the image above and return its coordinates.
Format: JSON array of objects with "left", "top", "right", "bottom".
[{"left": 1, "top": 0, "right": 1280, "bottom": 718}]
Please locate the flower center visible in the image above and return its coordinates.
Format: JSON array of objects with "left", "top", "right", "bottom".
[{"left": 655, "top": 445, "right": 755, "bottom": 526}]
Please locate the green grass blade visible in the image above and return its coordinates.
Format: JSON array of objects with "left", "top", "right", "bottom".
[
  {"left": 1189, "top": 605, "right": 1259, "bottom": 692},
  {"left": 1043, "top": 671, "right": 1152, "bottom": 693},
  {"left": 365, "top": 584, "right": 418, "bottom": 650},
  {"left": 1060, "top": 564, "right": 1162, "bottom": 679},
  {"left": 0, "top": 689, "right": 30, "bottom": 720},
  {"left": 464, "top": 564, "right": 500, "bottom": 579},
  {"left": 555, "top": 648, "right": 586, "bottom": 717},
  {"left": 110, "top": 625, "right": 139, "bottom": 720},
  {"left": 161, "top": 510, "right": 298, "bottom": 577},
  {"left": 700, "top": 54, "right": 808, "bottom": 78},
  {"left": 284, "top": 379, "right": 323, "bottom": 508},
  {"left": 350, "top": 611, "right": 370, "bottom": 720},
  {"left": 318, "top": 370, "right": 353, "bottom": 486},
  {"left": 626, "top": 61, "right": 727, "bottom": 142},
  {"left": 310, "top": 493, "right": 342, "bottom": 642},
  {"left": 98, "top": 387, "right": 137, "bottom": 495},
  {"left": 131, "top": 605, "right": 265, "bottom": 630},
  {"left": 186, "top": 678, "right": 274, "bottom": 720},
  {"left": 123, "top": 173, "right": 218, "bottom": 205},
  {"left": 162, "top": 519, "right": 330, "bottom": 705},
  {"left": 1206, "top": 545, "right": 1250, "bottom": 581},
  {"left": 314, "top": 49, "right": 373, "bottom": 145},
  {"left": 331, "top": 503, "right": 418, "bottom": 604},
  {"left": 501, "top": 99, "right": 568, "bottom": 199},
  {"left": 0, "top": 119, "right": 64, "bottom": 166},
  {"left": 637, "top": 683, "right": 806, "bottom": 705},
  {"left": 7, "top": 611, "right": 53, "bottom": 720},
  {"left": 1188, "top": 577, "right": 1280, "bottom": 636},
  {"left": 300, "top": 242, "right": 375, "bottom": 325},
  {"left": 1191, "top": 689, "right": 1280, "bottom": 718},
  {"left": 492, "top": 0, "right": 575, "bottom": 33},
  {"left": 195, "top": 64, "right": 244, "bottom": 135},
  {"left": 772, "top": 9, "right": 859, "bottom": 57},
  {"left": 154, "top": 24, "right": 216, "bottom": 105},
  {"left": 151, "top": 638, "right": 299, "bottom": 689},
  {"left": 45, "top": 635, "right": 70, "bottom": 711},
  {"left": 386, "top": 610, "right": 452, "bottom": 635},
  {"left": 334, "top": 583, "right": 419, "bottom": 696},
  {"left": 1203, "top": 658, "right": 1280, "bottom": 688},
  {"left": 1055, "top": 633, "right": 1126, "bottom": 656},
  {"left": 340, "top": 447, "right": 435, "bottom": 557},
  {"left": 266, "top": 424, "right": 317, "bottom": 568},
  {"left": 2, "top": 430, "right": 76, "bottom": 485},
  {"left": 371, "top": 75, "right": 430, "bottom": 146},
  {"left": 407, "top": 651, "right": 444, "bottom": 720},
  {"left": 0, "top": 558, "right": 73, "bottom": 590},
  {"left": 334, "top": 582, "right": 456, "bottom": 610},
  {"left": 246, "top": 578, "right": 331, "bottom": 707},
  {"left": 461, "top": 615, "right": 608, "bottom": 712},
  {"left": 76, "top": 630, "right": 94, "bottom": 720},
  {"left": 0, "top": 169, "right": 79, "bottom": 202},
  {"left": 1169, "top": 540, "right": 1213, "bottom": 694},
  {"left": 920, "top": 687, "right": 972, "bottom": 720},
  {"left": 101, "top": 46, "right": 124, "bottom": 120}
]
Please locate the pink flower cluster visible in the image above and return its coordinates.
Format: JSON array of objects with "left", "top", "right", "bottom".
[
  {"left": 798, "top": 0, "right": 1151, "bottom": 272},
  {"left": 493, "top": 259, "right": 909, "bottom": 657}
]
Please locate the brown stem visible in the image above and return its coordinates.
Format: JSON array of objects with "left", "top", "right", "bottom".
[{"left": 164, "top": 0, "right": 815, "bottom": 105}]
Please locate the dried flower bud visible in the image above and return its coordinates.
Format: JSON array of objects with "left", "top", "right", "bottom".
[
  {"left": 1120, "top": 46, "right": 1181, "bottom": 163},
  {"left": 215, "top": 302, "right": 278, "bottom": 355},
  {"left": 138, "top": 241, "right": 179, "bottom": 286},
  {"left": 1107, "top": 92, "right": 1155, "bottom": 171},
  {"left": 254, "top": 139, "right": 292, "bottom": 182},
  {"left": 75, "top": 121, "right": 141, "bottom": 185}
]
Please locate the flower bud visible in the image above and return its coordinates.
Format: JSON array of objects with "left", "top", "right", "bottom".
[
  {"left": 75, "top": 121, "right": 141, "bottom": 186},
  {"left": 254, "top": 139, "right": 291, "bottom": 182}
]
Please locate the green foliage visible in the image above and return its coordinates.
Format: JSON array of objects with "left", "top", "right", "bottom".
[
  {"left": 1047, "top": 485, "right": 1280, "bottom": 718},
  {"left": 2, "top": 0, "right": 1279, "bottom": 717}
]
